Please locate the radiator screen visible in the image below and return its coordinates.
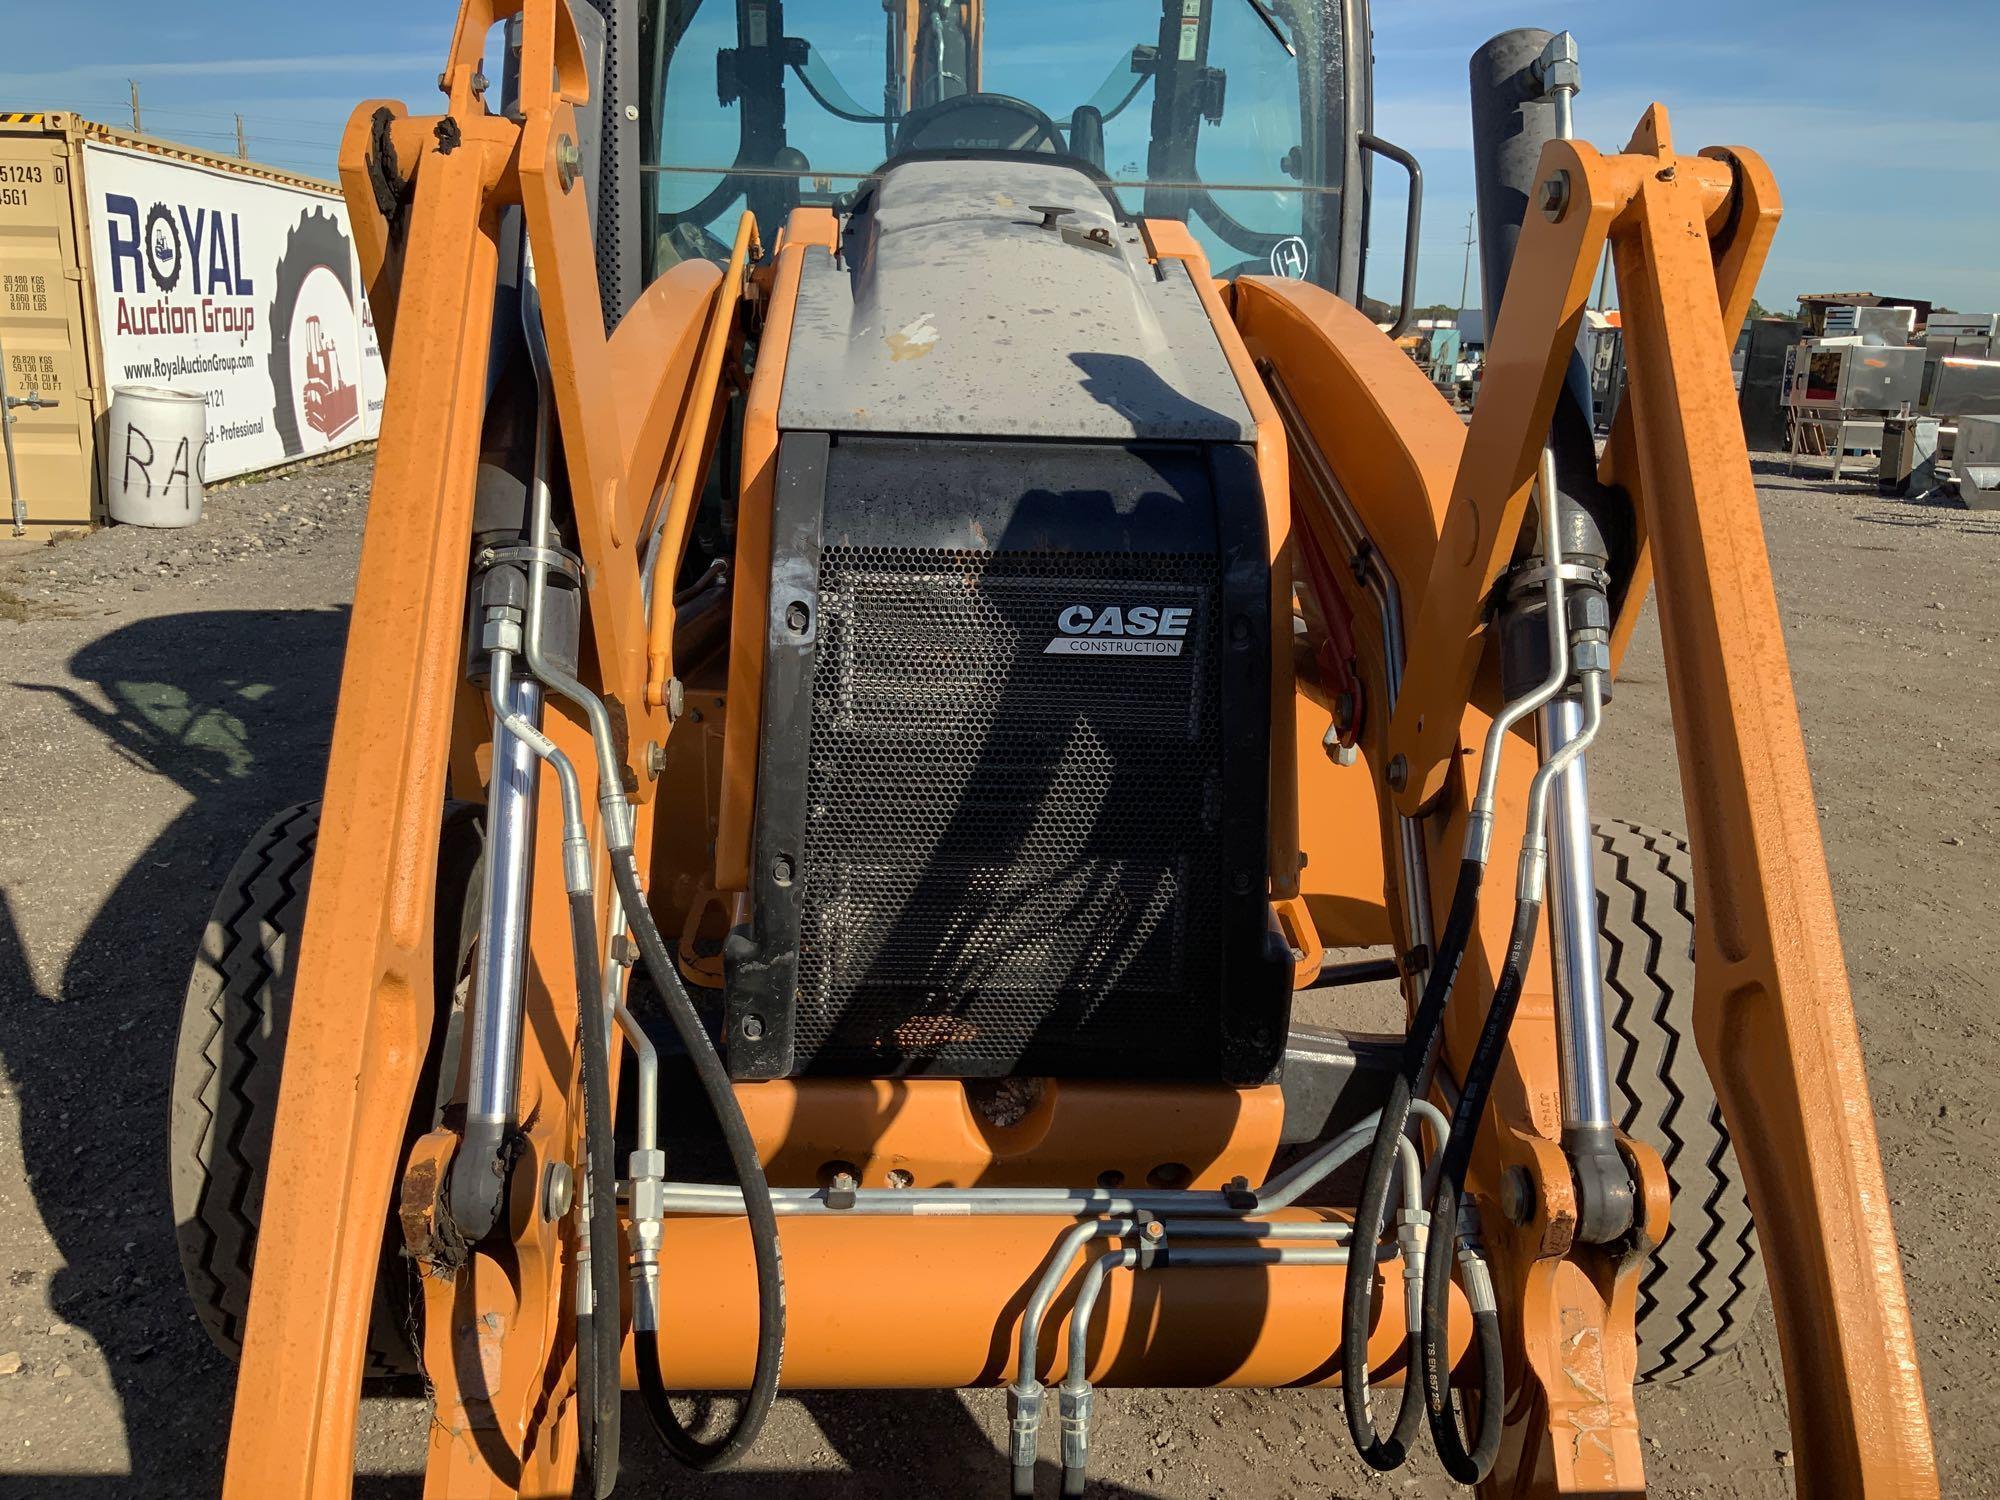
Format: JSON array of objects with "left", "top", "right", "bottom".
[{"left": 792, "top": 545, "right": 1226, "bottom": 1074}]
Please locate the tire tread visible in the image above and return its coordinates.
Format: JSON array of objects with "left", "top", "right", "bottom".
[
  {"left": 1593, "top": 818, "right": 1765, "bottom": 1383},
  {"left": 169, "top": 802, "right": 414, "bottom": 1378}
]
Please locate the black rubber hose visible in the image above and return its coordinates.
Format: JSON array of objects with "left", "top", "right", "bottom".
[
  {"left": 610, "top": 848, "right": 785, "bottom": 1471},
  {"left": 1419, "top": 893, "right": 1543, "bottom": 1485},
  {"left": 1340, "top": 857, "right": 1483, "bottom": 1470},
  {"left": 568, "top": 889, "right": 622, "bottom": 1498}
]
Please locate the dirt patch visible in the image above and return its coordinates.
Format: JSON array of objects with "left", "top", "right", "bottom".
[{"left": 0, "top": 453, "right": 1992, "bottom": 1497}]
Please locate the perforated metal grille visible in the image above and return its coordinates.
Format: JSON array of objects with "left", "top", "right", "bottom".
[
  {"left": 578, "top": 0, "right": 631, "bottom": 329},
  {"left": 794, "top": 545, "right": 1226, "bottom": 1073}
]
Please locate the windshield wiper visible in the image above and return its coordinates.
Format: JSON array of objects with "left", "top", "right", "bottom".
[{"left": 1242, "top": 0, "right": 1296, "bottom": 56}]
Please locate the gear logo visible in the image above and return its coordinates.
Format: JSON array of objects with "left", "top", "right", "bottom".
[
  {"left": 143, "top": 202, "right": 182, "bottom": 292},
  {"left": 266, "top": 208, "right": 360, "bottom": 456}
]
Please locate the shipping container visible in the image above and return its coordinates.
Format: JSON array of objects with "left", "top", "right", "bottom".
[
  {"left": 0, "top": 110, "right": 383, "bottom": 537},
  {"left": 0, "top": 110, "right": 104, "bottom": 533}
]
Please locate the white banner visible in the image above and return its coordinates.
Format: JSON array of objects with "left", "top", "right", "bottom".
[{"left": 82, "top": 142, "right": 387, "bottom": 483}]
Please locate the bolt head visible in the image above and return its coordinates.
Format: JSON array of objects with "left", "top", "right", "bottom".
[
  {"left": 555, "top": 135, "right": 580, "bottom": 191},
  {"left": 1386, "top": 753, "right": 1408, "bottom": 792},
  {"left": 739, "top": 1013, "right": 766, "bottom": 1042},
  {"left": 1540, "top": 171, "right": 1572, "bottom": 222},
  {"left": 1500, "top": 1165, "right": 1535, "bottom": 1226}
]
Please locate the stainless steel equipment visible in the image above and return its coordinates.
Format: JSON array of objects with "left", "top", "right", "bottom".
[
  {"left": 1956, "top": 414, "right": 2000, "bottom": 511},
  {"left": 1878, "top": 416, "right": 1940, "bottom": 495},
  {"left": 1923, "top": 357, "right": 2000, "bottom": 417},
  {"left": 1787, "top": 344, "right": 1926, "bottom": 412},
  {"left": 1925, "top": 312, "right": 1997, "bottom": 359}
]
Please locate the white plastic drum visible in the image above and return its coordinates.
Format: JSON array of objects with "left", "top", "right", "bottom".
[{"left": 107, "top": 386, "right": 208, "bottom": 527}]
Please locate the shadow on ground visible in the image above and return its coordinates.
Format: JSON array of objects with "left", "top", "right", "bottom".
[{"left": 0, "top": 606, "right": 349, "bottom": 1497}]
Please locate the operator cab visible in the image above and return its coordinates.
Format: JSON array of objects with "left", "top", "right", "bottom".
[{"left": 639, "top": 0, "right": 1387, "bottom": 296}]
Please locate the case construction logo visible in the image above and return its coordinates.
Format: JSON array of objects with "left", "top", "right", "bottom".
[{"left": 1044, "top": 602, "right": 1193, "bottom": 657}]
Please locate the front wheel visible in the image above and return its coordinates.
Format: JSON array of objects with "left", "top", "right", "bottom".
[
  {"left": 169, "top": 801, "right": 481, "bottom": 1377},
  {"left": 1593, "top": 818, "right": 1768, "bottom": 1383}
]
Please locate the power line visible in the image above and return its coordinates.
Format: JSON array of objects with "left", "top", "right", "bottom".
[{"left": 68, "top": 97, "right": 354, "bottom": 133}]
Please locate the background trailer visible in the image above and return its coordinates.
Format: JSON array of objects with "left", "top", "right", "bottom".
[{"left": 0, "top": 111, "right": 384, "bottom": 536}]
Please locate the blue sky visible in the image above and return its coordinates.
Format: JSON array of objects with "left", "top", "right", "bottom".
[{"left": 5, "top": 1, "right": 1995, "bottom": 311}]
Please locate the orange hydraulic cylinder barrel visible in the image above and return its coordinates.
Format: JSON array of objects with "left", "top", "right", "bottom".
[{"left": 636, "top": 1211, "right": 1467, "bottom": 1389}]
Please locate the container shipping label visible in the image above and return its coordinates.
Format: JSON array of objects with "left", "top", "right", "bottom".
[{"left": 82, "top": 142, "right": 387, "bottom": 483}]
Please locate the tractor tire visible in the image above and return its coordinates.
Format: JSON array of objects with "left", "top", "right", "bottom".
[
  {"left": 170, "top": 801, "right": 481, "bottom": 1379},
  {"left": 1593, "top": 818, "right": 1767, "bottom": 1383}
]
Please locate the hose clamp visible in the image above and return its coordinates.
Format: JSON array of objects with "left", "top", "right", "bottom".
[
  {"left": 1507, "top": 559, "right": 1610, "bottom": 600},
  {"left": 1135, "top": 1213, "right": 1167, "bottom": 1271},
  {"left": 476, "top": 541, "right": 585, "bottom": 588}
]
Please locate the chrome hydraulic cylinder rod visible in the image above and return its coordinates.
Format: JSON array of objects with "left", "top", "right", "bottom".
[
  {"left": 1537, "top": 695, "right": 1614, "bottom": 1133},
  {"left": 450, "top": 664, "right": 543, "bottom": 1237}
]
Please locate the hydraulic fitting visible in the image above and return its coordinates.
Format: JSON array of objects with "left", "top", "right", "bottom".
[
  {"left": 1057, "top": 1385, "right": 1095, "bottom": 1497},
  {"left": 1395, "top": 1205, "right": 1431, "bottom": 1333},
  {"left": 1007, "top": 1382, "right": 1044, "bottom": 1497},
  {"left": 627, "top": 1147, "right": 667, "bottom": 1332}
]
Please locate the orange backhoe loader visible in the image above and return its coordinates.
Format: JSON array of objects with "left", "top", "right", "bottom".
[{"left": 166, "top": 1, "right": 1939, "bottom": 1494}]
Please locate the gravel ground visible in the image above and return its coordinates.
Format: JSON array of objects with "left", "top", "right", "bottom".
[{"left": 0, "top": 453, "right": 1993, "bottom": 1497}]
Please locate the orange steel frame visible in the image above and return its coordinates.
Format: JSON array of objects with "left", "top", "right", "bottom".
[{"left": 218, "top": 1, "right": 1936, "bottom": 1495}]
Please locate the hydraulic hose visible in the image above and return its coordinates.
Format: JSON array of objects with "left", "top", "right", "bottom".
[
  {"left": 611, "top": 848, "right": 785, "bottom": 1470},
  {"left": 569, "top": 889, "right": 623, "bottom": 1498},
  {"left": 1342, "top": 452, "right": 1576, "bottom": 1472},
  {"left": 1418, "top": 892, "right": 1543, "bottom": 1484},
  {"left": 1339, "top": 856, "right": 1482, "bottom": 1470}
]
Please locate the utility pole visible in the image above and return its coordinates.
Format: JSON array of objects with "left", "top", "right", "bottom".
[
  {"left": 1455, "top": 210, "right": 1476, "bottom": 319},
  {"left": 128, "top": 80, "right": 141, "bottom": 134},
  {"left": 235, "top": 114, "right": 248, "bottom": 160},
  {"left": 1594, "top": 244, "right": 1612, "bottom": 310}
]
